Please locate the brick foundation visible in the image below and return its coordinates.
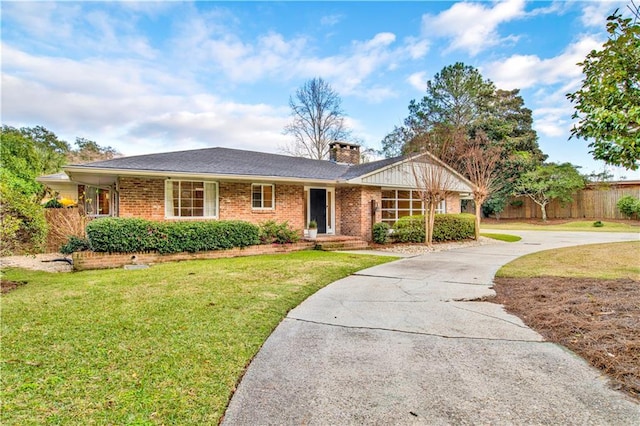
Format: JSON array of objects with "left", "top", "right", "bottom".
[{"left": 72, "top": 242, "right": 315, "bottom": 271}]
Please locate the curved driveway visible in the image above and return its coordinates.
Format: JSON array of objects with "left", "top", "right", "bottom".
[{"left": 223, "top": 231, "right": 640, "bottom": 425}]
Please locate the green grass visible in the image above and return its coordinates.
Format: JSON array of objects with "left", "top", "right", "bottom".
[
  {"left": 480, "top": 233, "right": 521, "bottom": 242},
  {"left": 496, "top": 241, "right": 640, "bottom": 280},
  {"left": 0, "top": 251, "right": 396, "bottom": 425},
  {"left": 482, "top": 220, "right": 640, "bottom": 232}
]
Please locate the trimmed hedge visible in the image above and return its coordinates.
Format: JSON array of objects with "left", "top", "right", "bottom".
[
  {"left": 372, "top": 222, "right": 390, "bottom": 244},
  {"left": 86, "top": 218, "right": 260, "bottom": 254},
  {"left": 392, "top": 214, "right": 475, "bottom": 243},
  {"left": 393, "top": 216, "right": 425, "bottom": 243},
  {"left": 60, "top": 236, "right": 91, "bottom": 255}
]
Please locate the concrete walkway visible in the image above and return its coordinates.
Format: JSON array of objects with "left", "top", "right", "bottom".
[{"left": 223, "top": 231, "right": 640, "bottom": 425}]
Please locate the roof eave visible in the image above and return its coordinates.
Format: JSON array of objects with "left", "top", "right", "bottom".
[{"left": 63, "top": 165, "right": 339, "bottom": 185}]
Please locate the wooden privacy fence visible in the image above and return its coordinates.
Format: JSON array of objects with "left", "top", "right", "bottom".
[{"left": 496, "top": 185, "right": 640, "bottom": 220}]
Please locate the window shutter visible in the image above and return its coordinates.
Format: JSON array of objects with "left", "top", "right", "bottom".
[
  {"left": 165, "top": 180, "right": 174, "bottom": 218},
  {"left": 204, "top": 182, "right": 217, "bottom": 217}
]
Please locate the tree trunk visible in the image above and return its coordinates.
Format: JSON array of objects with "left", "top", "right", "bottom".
[
  {"left": 425, "top": 202, "right": 437, "bottom": 247},
  {"left": 541, "top": 203, "right": 548, "bottom": 221},
  {"left": 474, "top": 199, "right": 482, "bottom": 240}
]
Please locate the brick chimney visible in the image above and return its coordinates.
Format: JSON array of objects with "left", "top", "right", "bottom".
[{"left": 329, "top": 141, "right": 360, "bottom": 165}]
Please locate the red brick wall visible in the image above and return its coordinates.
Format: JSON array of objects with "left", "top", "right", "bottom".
[
  {"left": 118, "top": 177, "right": 165, "bottom": 220},
  {"left": 218, "top": 182, "right": 305, "bottom": 230},
  {"left": 115, "top": 178, "right": 305, "bottom": 231},
  {"left": 73, "top": 242, "right": 315, "bottom": 271},
  {"left": 337, "top": 186, "right": 382, "bottom": 241}
]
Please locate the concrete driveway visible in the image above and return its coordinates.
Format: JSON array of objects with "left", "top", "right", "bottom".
[{"left": 223, "top": 231, "right": 640, "bottom": 425}]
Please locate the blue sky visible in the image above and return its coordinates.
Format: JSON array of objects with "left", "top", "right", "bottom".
[{"left": 2, "top": 0, "right": 637, "bottom": 179}]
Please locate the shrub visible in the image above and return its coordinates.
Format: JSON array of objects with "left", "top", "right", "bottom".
[
  {"left": 44, "top": 199, "right": 63, "bottom": 208},
  {"left": 593, "top": 221, "right": 604, "bottom": 228},
  {"left": 86, "top": 218, "right": 260, "bottom": 254},
  {"left": 432, "top": 213, "right": 475, "bottom": 242},
  {"left": 0, "top": 179, "right": 47, "bottom": 255},
  {"left": 392, "top": 214, "right": 475, "bottom": 243},
  {"left": 617, "top": 195, "right": 640, "bottom": 219},
  {"left": 392, "top": 216, "right": 425, "bottom": 243},
  {"left": 60, "top": 236, "right": 91, "bottom": 255},
  {"left": 86, "top": 218, "right": 164, "bottom": 253},
  {"left": 259, "top": 220, "right": 300, "bottom": 244},
  {"left": 372, "top": 222, "right": 390, "bottom": 244}
]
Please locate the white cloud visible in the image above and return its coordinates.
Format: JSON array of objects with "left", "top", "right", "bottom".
[
  {"left": 407, "top": 71, "right": 429, "bottom": 91},
  {"left": 533, "top": 106, "right": 570, "bottom": 138},
  {"left": 580, "top": 1, "right": 626, "bottom": 28},
  {"left": 421, "top": 0, "right": 526, "bottom": 56},
  {"left": 483, "top": 35, "right": 602, "bottom": 89},
  {"left": 1, "top": 45, "right": 290, "bottom": 156},
  {"left": 1, "top": 1, "right": 157, "bottom": 59},
  {"left": 403, "top": 37, "right": 430, "bottom": 60}
]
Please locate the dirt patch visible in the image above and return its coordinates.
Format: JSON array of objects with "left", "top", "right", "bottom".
[
  {"left": 492, "top": 276, "right": 640, "bottom": 400},
  {"left": 1, "top": 279, "right": 27, "bottom": 294}
]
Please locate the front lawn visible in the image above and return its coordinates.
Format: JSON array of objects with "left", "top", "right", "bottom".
[
  {"left": 482, "top": 219, "right": 639, "bottom": 232},
  {"left": 1, "top": 251, "right": 395, "bottom": 425}
]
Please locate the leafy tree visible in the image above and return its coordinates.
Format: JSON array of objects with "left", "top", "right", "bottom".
[
  {"left": 514, "top": 163, "right": 586, "bottom": 221},
  {"left": 0, "top": 177, "right": 47, "bottom": 255},
  {"left": 283, "top": 77, "right": 351, "bottom": 160},
  {"left": 406, "top": 62, "right": 495, "bottom": 134},
  {"left": 476, "top": 89, "right": 546, "bottom": 215},
  {"left": 0, "top": 126, "right": 49, "bottom": 253},
  {"left": 67, "top": 137, "right": 118, "bottom": 164},
  {"left": 617, "top": 195, "right": 640, "bottom": 219},
  {"left": 381, "top": 125, "right": 414, "bottom": 158},
  {"left": 0, "top": 125, "right": 118, "bottom": 254},
  {"left": 20, "top": 125, "right": 71, "bottom": 174},
  {"left": 381, "top": 63, "right": 546, "bottom": 218},
  {"left": 567, "top": 4, "right": 640, "bottom": 170}
]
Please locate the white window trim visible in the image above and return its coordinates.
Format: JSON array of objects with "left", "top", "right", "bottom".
[
  {"left": 165, "top": 180, "right": 218, "bottom": 219},
  {"left": 251, "top": 183, "right": 275, "bottom": 210}
]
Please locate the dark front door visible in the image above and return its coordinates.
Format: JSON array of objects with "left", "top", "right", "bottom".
[{"left": 309, "top": 189, "right": 327, "bottom": 233}]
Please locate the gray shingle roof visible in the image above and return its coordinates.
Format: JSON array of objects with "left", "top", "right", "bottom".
[{"left": 68, "top": 147, "right": 404, "bottom": 181}]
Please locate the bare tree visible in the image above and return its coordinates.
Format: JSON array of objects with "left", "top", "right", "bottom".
[
  {"left": 283, "top": 77, "right": 351, "bottom": 159},
  {"left": 410, "top": 125, "right": 467, "bottom": 246},
  {"left": 459, "top": 131, "right": 502, "bottom": 240}
]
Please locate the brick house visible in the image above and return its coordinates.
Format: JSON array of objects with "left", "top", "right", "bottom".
[{"left": 39, "top": 142, "right": 473, "bottom": 241}]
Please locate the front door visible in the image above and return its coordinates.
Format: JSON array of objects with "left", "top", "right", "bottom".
[{"left": 309, "top": 188, "right": 327, "bottom": 233}]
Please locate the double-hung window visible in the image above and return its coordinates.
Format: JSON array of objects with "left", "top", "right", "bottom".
[
  {"left": 252, "top": 184, "right": 274, "bottom": 209},
  {"left": 165, "top": 180, "right": 217, "bottom": 218}
]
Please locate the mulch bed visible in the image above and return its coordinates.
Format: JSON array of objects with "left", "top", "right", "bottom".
[{"left": 492, "top": 276, "right": 640, "bottom": 400}]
